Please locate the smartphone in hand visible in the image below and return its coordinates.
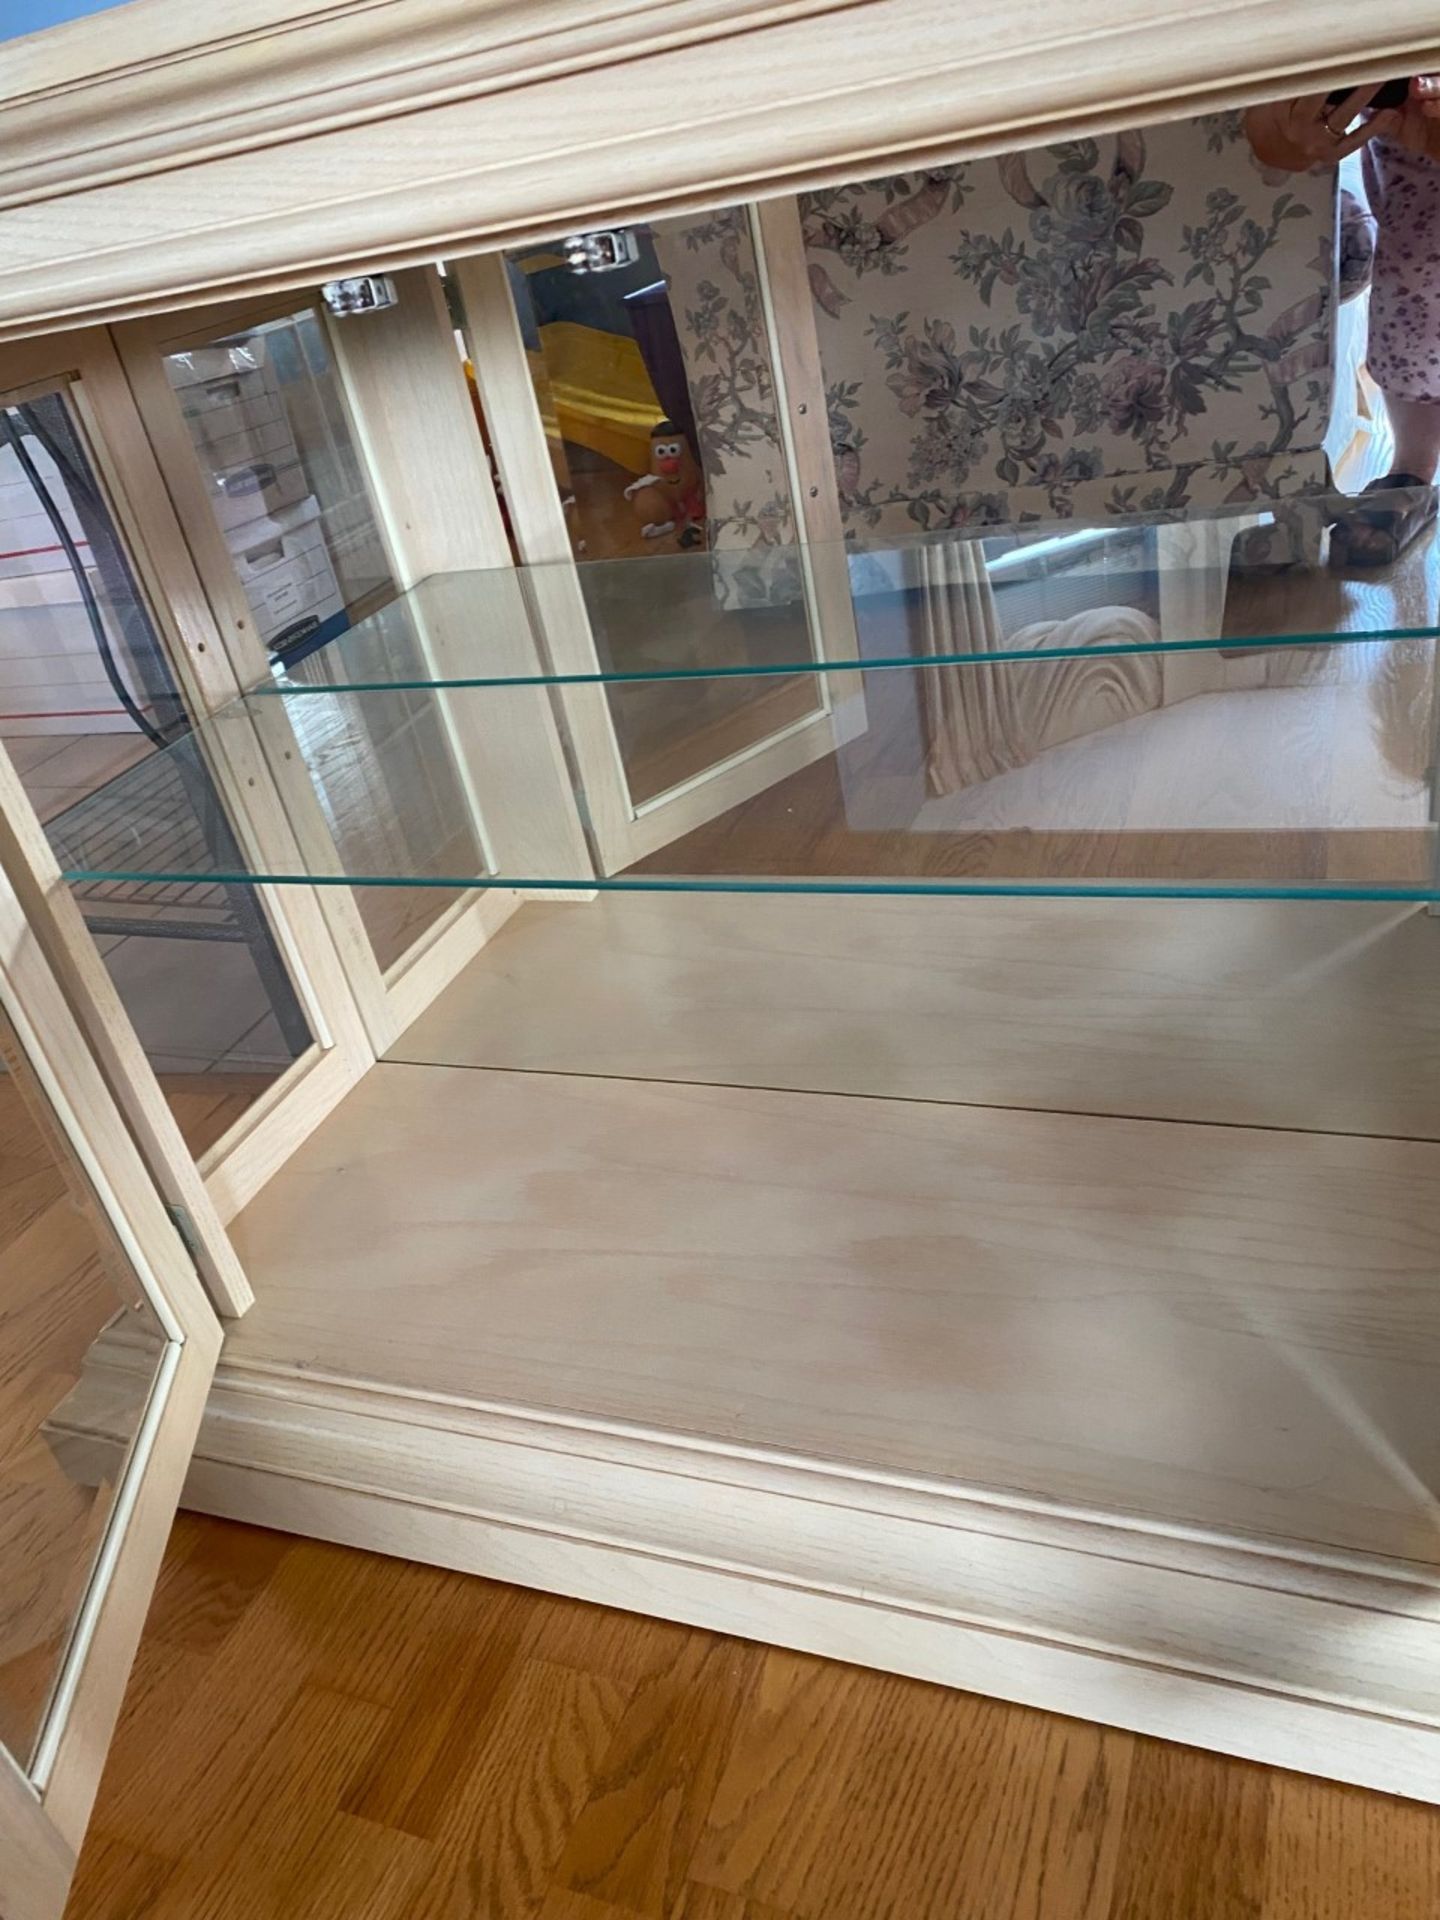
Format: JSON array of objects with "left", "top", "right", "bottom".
[{"left": 1327, "top": 79, "right": 1412, "bottom": 115}]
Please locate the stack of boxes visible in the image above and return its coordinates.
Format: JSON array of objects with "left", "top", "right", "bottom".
[{"left": 168, "top": 341, "right": 346, "bottom": 652}]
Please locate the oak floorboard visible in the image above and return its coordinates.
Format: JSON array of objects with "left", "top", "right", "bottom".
[
  {"left": 551, "top": 1634, "right": 762, "bottom": 1918},
  {"left": 61, "top": 1836, "right": 176, "bottom": 1920},
  {"left": 406, "top": 1656, "right": 629, "bottom": 1919},
  {"left": 1106, "top": 1741, "right": 1270, "bottom": 1920},
  {"left": 1260, "top": 1770, "right": 1440, "bottom": 1919},
  {"left": 339, "top": 1579, "right": 531, "bottom": 1839},
  {"left": 690, "top": 1649, "right": 1130, "bottom": 1920},
  {"left": 665, "top": 1892, "right": 797, "bottom": 1920},
  {"left": 138, "top": 1685, "right": 392, "bottom": 1920}
]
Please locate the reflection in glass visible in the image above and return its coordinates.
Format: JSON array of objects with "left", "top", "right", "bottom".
[
  {"left": 493, "top": 206, "right": 822, "bottom": 805},
  {"left": 165, "top": 310, "right": 393, "bottom": 652},
  {"left": 0, "top": 1003, "right": 167, "bottom": 1772},
  {"left": 226, "top": 499, "right": 1440, "bottom": 689},
  {"left": 282, "top": 589, "right": 489, "bottom": 972},
  {"left": 165, "top": 309, "right": 483, "bottom": 971},
  {"left": 43, "top": 546, "right": 1440, "bottom": 900},
  {"left": 796, "top": 127, "right": 1337, "bottom": 539},
  {"left": 0, "top": 386, "right": 313, "bottom": 1155}
]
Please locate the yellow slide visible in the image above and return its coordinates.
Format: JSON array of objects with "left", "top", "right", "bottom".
[{"left": 535, "top": 321, "right": 664, "bottom": 475}]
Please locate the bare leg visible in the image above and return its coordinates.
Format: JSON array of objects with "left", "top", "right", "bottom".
[{"left": 1384, "top": 393, "right": 1440, "bottom": 481}]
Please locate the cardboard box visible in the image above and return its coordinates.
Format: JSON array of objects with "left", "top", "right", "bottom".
[
  {"left": 179, "top": 365, "right": 278, "bottom": 418},
  {"left": 230, "top": 493, "right": 343, "bottom": 645},
  {"left": 186, "top": 387, "right": 286, "bottom": 445},
  {"left": 208, "top": 456, "right": 308, "bottom": 532},
  {"left": 228, "top": 494, "right": 323, "bottom": 573},
  {"left": 253, "top": 570, "right": 345, "bottom": 647},
  {"left": 195, "top": 414, "right": 296, "bottom": 478}
]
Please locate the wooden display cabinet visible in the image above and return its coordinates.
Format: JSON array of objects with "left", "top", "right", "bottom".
[{"left": 5, "top": 4, "right": 1440, "bottom": 1910}]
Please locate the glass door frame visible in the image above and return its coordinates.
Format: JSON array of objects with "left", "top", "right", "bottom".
[
  {"left": 0, "top": 324, "right": 374, "bottom": 1232},
  {"left": 450, "top": 201, "right": 861, "bottom": 876},
  {"left": 0, "top": 856, "right": 222, "bottom": 1920},
  {"left": 113, "top": 273, "right": 531, "bottom": 1047}
]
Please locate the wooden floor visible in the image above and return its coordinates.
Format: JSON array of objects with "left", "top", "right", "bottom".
[{"left": 63, "top": 1512, "right": 1440, "bottom": 1920}]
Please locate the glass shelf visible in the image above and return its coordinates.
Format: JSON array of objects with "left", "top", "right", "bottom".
[
  {"left": 254, "top": 493, "right": 1440, "bottom": 694},
  {"left": 47, "top": 625, "right": 1440, "bottom": 903}
]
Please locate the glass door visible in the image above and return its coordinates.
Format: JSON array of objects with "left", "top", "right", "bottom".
[
  {"left": 113, "top": 289, "right": 501, "bottom": 1045},
  {"left": 453, "top": 206, "right": 839, "bottom": 873},
  {"left": 0, "top": 328, "right": 374, "bottom": 1222},
  {"left": 0, "top": 858, "right": 221, "bottom": 1920}
]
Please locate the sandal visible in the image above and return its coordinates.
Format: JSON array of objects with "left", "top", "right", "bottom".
[{"left": 1329, "top": 472, "right": 1439, "bottom": 571}]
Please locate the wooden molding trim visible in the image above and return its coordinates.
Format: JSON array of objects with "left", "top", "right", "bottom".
[
  {"left": 0, "top": 0, "right": 856, "bottom": 207},
  {"left": 2, "top": 0, "right": 1439, "bottom": 338},
  {"left": 164, "top": 1353, "right": 1440, "bottom": 1803}
]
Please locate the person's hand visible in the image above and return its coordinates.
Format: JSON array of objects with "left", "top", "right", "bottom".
[
  {"left": 1244, "top": 86, "right": 1401, "bottom": 170},
  {"left": 1387, "top": 77, "right": 1440, "bottom": 158},
  {"left": 1390, "top": 76, "right": 1440, "bottom": 157}
]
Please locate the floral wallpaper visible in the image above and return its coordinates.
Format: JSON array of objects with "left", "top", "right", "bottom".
[
  {"left": 651, "top": 206, "right": 797, "bottom": 552},
  {"left": 798, "top": 115, "right": 1337, "bottom": 536}
]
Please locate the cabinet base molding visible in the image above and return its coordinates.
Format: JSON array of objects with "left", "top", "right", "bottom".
[{"left": 141, "top": 1355, "right": 1440, "bottom": 1803}]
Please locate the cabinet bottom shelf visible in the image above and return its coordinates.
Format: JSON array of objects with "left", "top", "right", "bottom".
[{"left": 164, "top": 894, "right": 1440, "bottom": 1799}]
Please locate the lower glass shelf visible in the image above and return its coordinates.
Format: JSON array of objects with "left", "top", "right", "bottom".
[{"left": 43, "top": 624, "right": 1440, "bottom": 903}]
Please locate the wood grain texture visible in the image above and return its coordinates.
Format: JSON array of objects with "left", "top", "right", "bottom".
[
  {"left": 391, "top": 893, "right": 1440, "bottom": 1141},
  {"left": 693, "top": 1653, "right": 1132, "bottom": 1919},
  {"left": 223, "top": 1052, "right": 1440, "bottom": 1562},
  {"left": 2, "top": 1741, "right": 74, "bottom": 1920},
  {"left": 62, "top": 1515, "right": 1440, "bottom": 1920},
  {"left": 624, "top": 649, "right": 1431, "bottom": 892},
  {"left": 180, "top": 1446, "right": 1440, "bottom": 1799},
  {"left": 0, "top": 0, "right": 849, "bottom": 205},
  {"left": 338, "top": 270, "right": 594, "bottom": 899},
  {"left": 3, "top": 3, "right": 1440, "bottom": 336},
  {"left": 325, "top": 265, "right": 508, "bottom": 584}
]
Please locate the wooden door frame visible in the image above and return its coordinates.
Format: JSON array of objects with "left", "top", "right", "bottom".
[
  {"left": 0, "top": 325, "right": 375, "bottom": 1233},
  {"left": 0, "top": 861, "right": 222, "bottom": 1920},
  {"left": 317, "top": 266, "right": 533, "bottom": 1037}
]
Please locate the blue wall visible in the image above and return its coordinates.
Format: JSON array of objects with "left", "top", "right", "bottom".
[{"left": 6, "top": 0, "right": 134, "bottom": 38}]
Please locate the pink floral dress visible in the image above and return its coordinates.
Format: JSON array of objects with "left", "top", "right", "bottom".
[{"left": 1363, "top": 136, "right": 1440, "bottom": 403}]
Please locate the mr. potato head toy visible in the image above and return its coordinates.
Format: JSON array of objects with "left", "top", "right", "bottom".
[{"left": 624, "top": 419, "right": 706, "bottom": 549}]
